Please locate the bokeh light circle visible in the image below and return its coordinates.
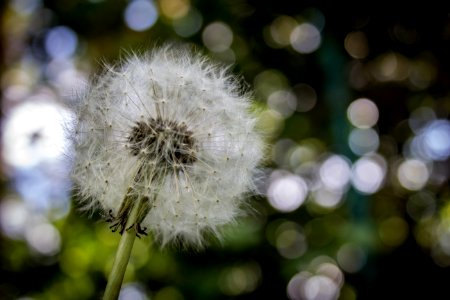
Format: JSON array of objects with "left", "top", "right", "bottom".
[
  {"left": 319, "top": 155, "right": 351, "bottom": 191},
  {"left": 421, "top": 120, "right": 450, "bottom": 161},
  {"left": 267, "top": 90, "right": 297, "bottom": 118},
  {"left": 293, "top": 83, "right": 317, "bottom": 112},
  {"left": 2, "top": 100, "right": 73, "bottom": 168},
  {"left": 267, "top": 174, "right": 308, "bottom": 212},
  {"left": 303, "top": 275, "right": 339, "bottom": 300},
  {"left": 337, "top": 243, "right": 367, "bottom": 273},
  {"left": 202, "top": 22, "right": 233, "bottom": 52},
  {"left": 397, "top": 159, "right": 429, "bottom": 191},
  {"left": 351, "top": 156, "right": 386, "bottom": 194},
  {"left": 347, "top": 98, "right": 379, "bottom": 128},
  {"left": 348, "top": 128, "right": 379, "bottom": 155},
  {"left": 124, "top": 0, "right": 158, "bottom": 32},
  {"left": 44, "top": 26, "right": 78, "bottom": 59},
  {"left": 290, "top": 23, "right": 321, "bottom": 54}
]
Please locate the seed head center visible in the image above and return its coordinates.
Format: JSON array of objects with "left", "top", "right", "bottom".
[{"left": 128, "top": 117, "right": 196, "bottom": 169}]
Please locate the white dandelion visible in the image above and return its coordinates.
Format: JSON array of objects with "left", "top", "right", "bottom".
[{"left": 70, "top": 45, "right": 263, "bottom": 248}]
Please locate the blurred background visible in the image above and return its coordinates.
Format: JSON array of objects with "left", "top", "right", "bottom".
[{"left": 1, "top": 1, "right": 450, "bottom": 299}]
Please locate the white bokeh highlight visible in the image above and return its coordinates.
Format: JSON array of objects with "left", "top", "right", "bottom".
[
  {"left": 267, "top": 173, "right": 308, "bottom": 212},
  {"left": 319, "top": 155, "right": 351, "bottom": 191},
  {"left": 351, "top": 155, "right": 386, "bottom": 194},
  {"left": 2, "top": 100, "right": 72, "bottom": 169},
  {"left": 290, "top": 23, "right": 321, "bottom": 54},
  {"left": 347, "top": 98, "right": 379, "bottom": 129},
  {"left": 397, "top": 159, "right": 429, "bottom": 191}
]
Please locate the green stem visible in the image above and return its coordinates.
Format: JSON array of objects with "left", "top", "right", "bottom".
[{"left": 103, "top": 197, "right": 144, "bottom": 300}]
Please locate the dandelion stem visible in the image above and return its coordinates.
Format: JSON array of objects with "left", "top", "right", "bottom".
[{"left": 103, "top": 196, "right": 144, "bottom": 300}]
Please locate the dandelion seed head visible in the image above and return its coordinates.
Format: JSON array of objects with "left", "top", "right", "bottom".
[
  {"left": 127, "top": 117, "right": 197, "bottom": 170},
  {"left": 70, "top": 45, "right": 263, "bottom": 247}
]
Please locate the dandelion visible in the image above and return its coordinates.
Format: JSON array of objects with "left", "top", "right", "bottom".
[{"left": 70, "top": 45, "right": 263, "bottom": 298}]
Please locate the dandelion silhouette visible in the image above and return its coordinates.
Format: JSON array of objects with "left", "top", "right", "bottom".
[{"left": 70, "top": 45, "right": 263, "bottom": 299}]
